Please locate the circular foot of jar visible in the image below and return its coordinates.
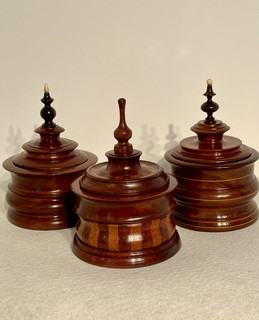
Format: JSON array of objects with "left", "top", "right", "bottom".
[{"left": 72, "top": 230, "right": 181, "bottom": 268}]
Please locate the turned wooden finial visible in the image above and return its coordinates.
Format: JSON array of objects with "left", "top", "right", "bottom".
[
  {"left": 113, "top": 98, "right": 133, "bottom": 155},
  {"left": 40, "top": 83, "right": 56, "bottom": 128},
  {"left": 201, "top": 79, "right": 219, "bottom": 124}
]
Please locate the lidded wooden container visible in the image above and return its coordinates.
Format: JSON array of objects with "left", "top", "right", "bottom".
[
  {"left": 71, "top": 98, "right": 180, "bottom": 268},
  {"left": 165, "top": 80, "right": 259, "bottom": 231},
  {"left": 3, "top": 85, "right": 97, "bottom": 230}
]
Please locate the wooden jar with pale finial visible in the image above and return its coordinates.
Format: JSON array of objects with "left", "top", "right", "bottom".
[
  {"left": 165, "top": 80, "right": 259, "bottom": 231},
  {"left": 2, "top": 84, "right": 97, "bottom": 230}
]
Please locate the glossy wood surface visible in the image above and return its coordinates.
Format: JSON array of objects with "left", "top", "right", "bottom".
[
  {"left": 165, "top": 80, "right": 259, "bottom": 231},
  {"left": 2, "top": 86, "right": 97, "bottom": 230},
  {"left": 72, "top": 98, "right": 180, "bottom": 267}
]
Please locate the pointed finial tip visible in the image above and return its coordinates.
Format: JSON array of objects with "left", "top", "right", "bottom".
[
  {"left": 44, "top": 83, "right": 49, "bottom": 93},
  {"left": 207, "top": 79, "right": 213, "bottom": 85}
]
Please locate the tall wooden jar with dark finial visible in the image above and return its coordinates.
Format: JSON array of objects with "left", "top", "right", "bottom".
[
  {"left": 71, "top": 98, "right": 180, "bottom": 268},
  {"left": 3, "top": 84, "right": 97, "bottom": 230},
  {"left": 165, "top": 80, "right": 259, "bottom": 231}
]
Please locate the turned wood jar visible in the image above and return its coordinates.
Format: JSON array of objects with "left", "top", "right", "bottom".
[
  {"left": 71, "top": 98, "right": 180, "bottom": 268},
  {"left": 165, "top": 80, "right": 259, "bottom": 232},
  {"left": 2, "top": 85, "right": 97, "bottom": 230}
]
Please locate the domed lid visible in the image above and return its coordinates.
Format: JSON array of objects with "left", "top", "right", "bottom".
[
  {"left": 165, "top": 80, "right": 259, "bottom": 168},
  {"left": 78, "top": 98, "right": 176, "bottom": 200},
  {"left": 3, "top": 84, "right": 97, "bottom": 175}
]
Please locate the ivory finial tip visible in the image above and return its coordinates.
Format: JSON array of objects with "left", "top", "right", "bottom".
[
  {"left": 207, "top": 79, "right": 213, "bottom": 85},
  {"left": 44, "top": 83, "right": 49, "bottom": 93}
]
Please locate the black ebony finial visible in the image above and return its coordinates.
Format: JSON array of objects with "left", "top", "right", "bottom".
[
  {"left": 201, "top": 79, "right": 219, "bottom": 124},
  {"left": 40, "top": 83, "right": 56, "bottom": 128},
  {"left": 113, "top": 98, "right": 133, "bottom": 155}
]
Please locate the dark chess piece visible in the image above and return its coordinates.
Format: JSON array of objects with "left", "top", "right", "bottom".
[
  {"left": 3, "top": 84, "right": 97, "bottom": 230},
  {"left": 165, "top": 79, "right": 259, "bottom": 231},
  {"left": 71, "top": 98, "right": 181, "bottom": 268}
]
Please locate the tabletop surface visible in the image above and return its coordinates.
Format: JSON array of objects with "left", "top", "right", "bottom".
[{"left": 0, "top": 173, "right": 258, "bottom": 320}]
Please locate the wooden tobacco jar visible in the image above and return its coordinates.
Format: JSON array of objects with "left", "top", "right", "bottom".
[
  {"left": 71, "top": 98, "right": 181, "bottom": 268},
  {"left": 165, "top": 80, "right": 259, "bottom": 231},
  {"left": 3, "top": 84, "right": 97, "bottom": 230}
]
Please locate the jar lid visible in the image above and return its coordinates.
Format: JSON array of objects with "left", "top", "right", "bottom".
[
  {"left": 77, "top": 98, "right": 176, "bottom": 200},
  {"left": 165, "top": 79, "right": 259, "bottom": 168},
  {"left": 3, "top": 84, "right": 97, "bottom": 175}
]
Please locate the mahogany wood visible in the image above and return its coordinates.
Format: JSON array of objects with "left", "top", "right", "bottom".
[
  {"left": 71, "top": 98, "right": 180, "bottom": 268},
  {"left": 2, "top": 85, "right": 97, "bottom": 230},
  {"left": 165, "top": 80, "right": 259, "bottom": 231}
]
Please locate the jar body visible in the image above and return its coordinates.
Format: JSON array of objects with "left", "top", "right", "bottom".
[
  {"left": 5, "top": 170, "right": 86, "bottom": 230},
  {"left": 71, "top": 177, "right": 181, "bottom": 268},
  {"left": 169, "top": 163, "right": 259, "bottom": 231}
]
